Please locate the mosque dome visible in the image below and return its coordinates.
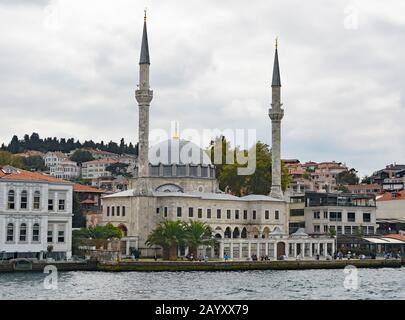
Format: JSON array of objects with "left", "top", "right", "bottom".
[{"left": 149, "top": 139, "right": 212, "bottom": 166}]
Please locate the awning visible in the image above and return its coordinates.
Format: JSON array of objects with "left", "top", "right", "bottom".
[{"left": 362, "top": 237, "right": 405, "bottom": 244}]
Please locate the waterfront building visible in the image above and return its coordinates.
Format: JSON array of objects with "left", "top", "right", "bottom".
[
  {"left": 0, "top": 166, "right": 73, "bottom": 260},
  {"left": 101, "top": 14, "right": 334, "bottom": 259},
  {"left": 369, "top": 163, "right": 405, "bottom": 192},
  {"left": 304, "top": 192, "right": 378, "bottom": 236},
  {"left": 376, "top": 191, "right": 405, "bottom": 234}
]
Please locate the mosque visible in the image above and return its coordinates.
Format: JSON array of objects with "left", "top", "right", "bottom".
[{"left": 101, "top": 13, "right": 334, "bottom": 259}]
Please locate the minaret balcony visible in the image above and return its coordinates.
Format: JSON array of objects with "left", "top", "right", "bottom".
[
  {"left": 135, "top": 89, "right": 153, "bottom": 104},
  {"left": 269, "top": 108, "right": 284, "bottom": 121}
]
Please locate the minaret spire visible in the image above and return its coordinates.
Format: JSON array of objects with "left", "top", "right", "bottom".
[
  {"left": 135, "top": 11, "right": 153, "bottom": 188},
  {"left": 269, "top": 38, "right": 284, "bottom": 200},
  {"left": 272, "top": 37, "right": 281, "bottom": 87},
  {"left": 139, "top": 9, "right": 150, "bottom": 65}
]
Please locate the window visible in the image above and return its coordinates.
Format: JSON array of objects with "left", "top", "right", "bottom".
[
  {"left": 243, "top": 210, "right": 248, "bottom": 220},
  {"left": 33, "top": 191, "right": 40, "bottom": 210},
  {"left": 32, "top": 223, "right": 40, "bottom": 242},
  {"left": 235, "top": 210, "right": 240, "bottom": 220},
  {"left": 337, "top": 226, "right": 342, "bottom": 235},
  {"left": 58, "top": 199, "right": 65, "bottom": 211},
  {"left": 7, "top": 223, "right": 14, "bottom": 242},
  {"left": 217, "top": 209, "right": 221, "bottom": 219},
  {"left": 107, "top": 206, "right": 110, "bottom": 216},
  {"left": 252, "top": 210, "right": 257, "bottom": 220},
  {"left": 117, "top": 206, "right": 120, "bottom": 216},
  {"left": 323, "top": 211, "right": 328, "bottom": 219},
  {"left": 265, "top": 210, "right": 269, "bottom": 220},
  {"left": 323, "top": 225, "right": 328, "bottom": 233},
  {"left": 58, "top": 227, "right": 65, "bottom": 243},
  {"left": 189, "top": 207, "right": 194, "bottom": 218},
  {"left": 275, "top": 210, "right": 279, "bottom": 220},
  {"left": 47, "top": 229, "right": 53, "bottom": 243},
  {"left": 227, "top": 210, "right": 231, "bottom": 219},
  {"left": 313, "top": 211, "right": 320, "bottom": 219},
  {"left": 329, "top": 212, "right": 342, "bottom": 222},
  {"left": 344, "top": 226, "right": 352, "bottom": 235},
  {"left": 20, "top": 190, "right": 28, "bottom": 209},
  {"left": 122, "top": 206, "right": 126, "bottom": 217},
  {"left": 156, "top": 207, "right": 160, "bottom": 214},
  {"left": 206, "top": 209, "right": 211, "bottom": 219},
  {"left": 8, "top": 190, "right": 15, "bottom": 210},
  {"left": 19, "top": 223, "right": 27, "bottom": 242},
  {"left": 314, "top": 225, "right": 320, "bottom": 233},
  {"left": 198, "top": 208, "right": 202, "bottom": 219},
  {"left": 112, "top": 207, "right": 115, "bottom": 216},
  {"left": 368, "top": 226, "right": 375, "bottom": 234},
  {"left": 290, "top": 209, "right": 304, "bottom": 216},
  {"left": 363, "top": 213, "right": 371, "bottom": 223},
  {"left": 48, "top": 199, "right": 54, "bottom": 211},
  {"left": 347, "top": 212, "right": 356, "bottom": 222},
  {"left": 177, "top": 207, "right": 182, "bottom": 217}
]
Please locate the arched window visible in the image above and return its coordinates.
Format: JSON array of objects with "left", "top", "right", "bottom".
[
  {"left": 20, "top": 223, "right": 27, "bottom": 242},
  {"left": 32, "top": 223, "right": 40, "bottom": 242},
  {"left": 8, "top": 190, "right": 15, "bottom": 210},
  {"left": 7, "top": 223, "right": 14, "bottom": 242},
  {"left": 33, "top": 191, "right": 41, "bottom": 210},
  {"left": 20, "top": 190, "right": 28, "bottom": 209}
]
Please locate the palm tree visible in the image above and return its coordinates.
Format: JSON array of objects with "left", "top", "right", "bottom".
[
  {"left": 184, "top": 220, "right": 217, "bottom": 258},
  {"left": 145, "top": 220, "right": 185, "bottom": 261}
]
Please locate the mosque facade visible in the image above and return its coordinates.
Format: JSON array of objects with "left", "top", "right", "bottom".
[{"left": 101, "top": 14, "right": 334, "bottom": 259}]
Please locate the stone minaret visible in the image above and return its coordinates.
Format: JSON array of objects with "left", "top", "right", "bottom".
[
  {"left": 135, "top": 12, "right": 153, "bottom": 179},
  {"left": 269, "top": 39, "right": 284, "bottom": 200}
]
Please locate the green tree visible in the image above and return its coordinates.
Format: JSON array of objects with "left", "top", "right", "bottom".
[
  {"left": 70, "top": 150, "right": 94, "bottom": 164},
  {"left": 145, "top": 220, "right": 186, "bottom": 261},
  {"left": 73, "top": 223, "right": 123, "bottom": 240},
  {"left": 354, "top": 225, "right": 365, "bottom": 237},
  {"left": 184, "top": 220, "right": 217, "bottom": 258},
  {"left": 336, "top": 168, "right": 360, "bottom": 185},
  {"left": 106, "top": 162, "right": 131, "bottom": 177},
  {"left": 22, "top": 155, "right": 46, "bottom": 171},
  {"left": 0, "top": 151, "right": 23, "bottom": 168},
  {"left": 216, "top": 141, "right": 290, "bottom": 196},
  {"left": 72, "top": 193, "right": 86, "bottom": 228},
  {"left": 208, "top": 135, "right": 233, "bottom": 179}
]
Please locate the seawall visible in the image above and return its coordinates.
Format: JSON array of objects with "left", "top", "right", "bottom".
[{"left": 0, "top": 259, "right": 402, "bottom": 273}]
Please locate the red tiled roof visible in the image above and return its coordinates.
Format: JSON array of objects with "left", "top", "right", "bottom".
[
  {"left": 80, "top": 199, "right": 97, "bottom": 204},
  {"left": 384, "top": 234, "right": 405, "bottom": 242},
  {"left": 376, "top": 191, "right": 405, "bottom": 201},
  {"left": 83, "top": 158, "right": 118, "bottom": 165},
  {"left": 347, "top": 184, "right": 382, "bottom": 190},
  {"left": 0, "top": 169, "right": 70, "bottom": 184},
  {"left": 73, "top": 183, "right": 105, "bottom": 193}
]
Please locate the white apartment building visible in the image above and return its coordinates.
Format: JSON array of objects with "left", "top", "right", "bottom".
[
  {"left": 0, "top": 166, "right": 73, "bottom": 260},
  {"left": 304, "top": 192, "right": 378, "bottom": 236},
  {"left": 43, "top": 151, "right": 68, "bottom": 168},
  {"left": 81, "top": 159, "right": 118, "bottom": 179},
  {"left": 49, "top": 160, "right": 80, "bottom": 180}
]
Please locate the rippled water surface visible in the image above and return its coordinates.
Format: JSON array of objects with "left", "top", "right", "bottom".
[{"left": 1, "top": 268, "right": 405, "bottom": 300}]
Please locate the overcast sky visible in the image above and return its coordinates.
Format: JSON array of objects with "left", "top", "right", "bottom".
[{"left": 0, "top": 0, "right": 404, "bottom": 177}]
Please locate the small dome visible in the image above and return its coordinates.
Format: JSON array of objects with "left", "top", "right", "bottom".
[{"left": 149, "top": 139, "right": 212, "bottom": 166}]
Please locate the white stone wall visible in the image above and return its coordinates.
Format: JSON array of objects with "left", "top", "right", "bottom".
[
  {"left": 376, "top": 199, "right": 405, "bottom": 220},
  {"left": 102, "top": 194, "right": 288, "bottom": 249}
]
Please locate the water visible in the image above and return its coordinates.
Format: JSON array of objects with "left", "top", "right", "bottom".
[{"left": 1, "top": 268, "right": 404, "bottom": 300}]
